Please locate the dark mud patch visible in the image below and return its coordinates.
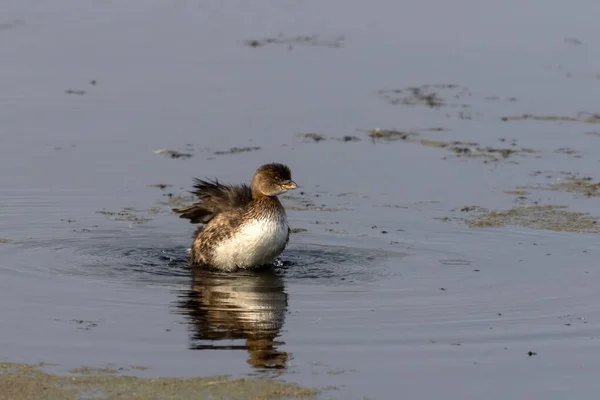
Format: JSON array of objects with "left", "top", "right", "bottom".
[
  {"left": 530, "top": 170, "right": 575, "bottom": 178},
  {"left": 421, "top": 127, "right": 449, "bottom": 132},
  {"left": 152, "top": 149, "right": 193, "bottom": 159},
  {"left": 245, "top": 34, "right": 344, "bottom": 49},
  {"left": 501, "top": 114, "right": 600, "bottom": 124},
  {"left": 157, "top": 193, "right": 196, "bottom": 209},
  {"left": 96, "top": 209, "right": 153, "bottom": 224},
  {"left": 61, "top": 318, "right": 100, "bottom": 331},
  {"left": 0, "top": 19, "right": 25, "bottom": 30},
  {"left": 377, "top": 84, "right": 470, "bottom": 108},
  {"left": 299, "top": 133, "right": 361, "bottom": 142},
  {"left": 554, "top": 147, "right": 582, "bottom": 157},
  {"left": 148, "top": 183, "right": 173, "bottom": 190},
  {"left": 0, "top": 362, "right": 318, "bottom": 400},
  {"left": 367, "top": 129, "right": 535, "bottom": 162},
  {"left": 339, "top": 135, "right": 361, "bottom": 142},
  {"left": 458, "top": 205, "right": 487, "bottom": 213},
  {"left": 290, "top": 228, "right": 308, "bottom": 234},
  {"left": 367, "top": 128, "right": 449, "bottom": 142},
  {"left": 564, "top": 37, "right": 583, "bottom": 45},
  {"left": 463, "top": 205, "right": 600, "bottom": 233},
  {"left": 300, "top": 133, "right": 326, "bottom": 142},
  {"left": 285, "top": 205, "right": 343, "bottom": 212},
  {"left": 483, "top": 96, "right": 519, "bottom": 102},
  {"left": 300, "top": 133, "right": 325, "bottom": 143},
  {"left": 367, "top": 128, "right": 419, "bottom": 142},
  {"left": 418, "top": 139, "right": 476, "bottom": 149},
  {"left": 445, "top": 145, "right": 535, "bottom": 162},
  {"left": 64, "top": 89, "right": 86, "bottom": 96},
  {"left": 214, "top": 146, "right": 261, "bottom": 155},
  {"left": 503, "top": 189, "right": 531, "bottom": 196},
  {"left": 122, "top": 207, "right": 166, "bottom": 215}
]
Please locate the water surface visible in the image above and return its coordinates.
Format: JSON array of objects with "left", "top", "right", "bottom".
[{"left": 2, "top": 0, "right": 600, "bottom": 399}]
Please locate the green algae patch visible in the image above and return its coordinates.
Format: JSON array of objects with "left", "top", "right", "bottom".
[
  {"left": 0, "top": 362, "right": 318, "bottom": 400},
  {"left": 547, "top": 176, "right": 600, "bottom": 197},
  {"left": 465, "top": 205, "right": 600, "bottom": 233},
  {"left": 68, "top": 366, "right": 120, "bottom": 375}
]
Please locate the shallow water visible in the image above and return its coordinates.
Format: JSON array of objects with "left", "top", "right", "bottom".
[{"left": 3, "top": 0, "right": 600, "bottom": 399}]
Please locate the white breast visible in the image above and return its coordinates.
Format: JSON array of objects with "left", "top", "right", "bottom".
[{"left": 212, "top": 217, "right": 289, "bottom": 271}]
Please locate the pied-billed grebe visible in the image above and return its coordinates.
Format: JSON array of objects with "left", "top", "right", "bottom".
[{"left": 173, "top": 163, "right": 297, "bottom": 271}]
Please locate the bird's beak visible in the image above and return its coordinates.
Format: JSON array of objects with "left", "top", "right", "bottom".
[{"left": 282, "top": 180, "right": 297, "bottom": 190}]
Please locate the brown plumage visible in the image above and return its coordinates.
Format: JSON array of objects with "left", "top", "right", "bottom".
[
  {"left": 173, "top": 163, "right": 297, "bottom": 271},
  {"left": 174, "top": 179, "right": 253, "bottom": 224}
]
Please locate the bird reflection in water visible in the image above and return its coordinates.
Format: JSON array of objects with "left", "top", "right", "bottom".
[{"left": 176, "top": 268, "right": 289, "bottom": 369}]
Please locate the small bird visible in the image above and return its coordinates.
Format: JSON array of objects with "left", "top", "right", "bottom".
[{"left": 173, "top": 163, "right": 297, "bottom": 271}]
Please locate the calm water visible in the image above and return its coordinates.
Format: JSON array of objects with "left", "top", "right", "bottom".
[{"left": 2, "top": 0, "right": 600, "bottom": 398}]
